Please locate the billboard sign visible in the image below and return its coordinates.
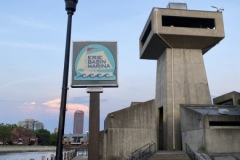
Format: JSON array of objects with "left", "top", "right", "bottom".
[{"left": 71, "top": 41, "right": 118, "bottom": 88}]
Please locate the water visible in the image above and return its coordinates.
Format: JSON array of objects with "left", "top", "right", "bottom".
[
  {"left": 0, "top": 151, "right": 88, "bottom": 160},
  {"left": 0, "top": 152, "right": 55, "bottom": 160}
]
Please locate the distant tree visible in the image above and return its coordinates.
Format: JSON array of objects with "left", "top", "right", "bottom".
[
  {"left": 0, "top": 125, "right": 12, "bottom": 144},
  {"left": 49, "top": 133, "right": 57, "bottom": 146},
  {"left": 35, "top": 129, "right": 50, "bottom": 145},
  {"left": 11, "top": 124, "right": 18, "bottom": 128}
]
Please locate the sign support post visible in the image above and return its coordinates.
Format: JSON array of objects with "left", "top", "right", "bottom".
[
  {"left": 87, "top": 87, "right": 103, "bottom": 160},
  {"left": 71, "top": 41, "right": 118, "bottom": 159}
]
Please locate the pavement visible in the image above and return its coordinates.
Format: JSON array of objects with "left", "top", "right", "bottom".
[
  {"left": 0, "top": 146, "right": 56, "bottom": 152},
  {"left": 72, "top": 156, "right": 88, "bottom": 160}
]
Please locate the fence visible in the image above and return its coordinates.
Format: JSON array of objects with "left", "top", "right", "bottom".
[
  {"left": 75, "top": 147, "right": 88, "bottom": 157},
  {"left": 38, "top": 150, "right": 77, "bottom": 160}
]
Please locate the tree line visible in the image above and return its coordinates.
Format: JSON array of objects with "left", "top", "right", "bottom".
[{"left": 0, "top": 124, "right": 57, "bottom": 146}]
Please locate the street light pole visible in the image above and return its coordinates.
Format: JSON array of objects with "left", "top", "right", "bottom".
[{"left": 56, "top": 0, "right": 78, "bottom": 159}]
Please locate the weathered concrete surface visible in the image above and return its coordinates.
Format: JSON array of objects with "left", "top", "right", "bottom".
[
  {"left": 139, "top": 6, "right": 225, "bottom": 151},
  {"left": 72, "top": 157, "right": 87, "bottom": 160},
  {"left": 140, "top": 8, "right": 225, "bottom": 59},
  {"left": 205, "top": 111, "right": 240, "bottom": 153},
  {"left": 205, "top": 129, "right": 240, "bottom": 153},
  {"left": 213, "top": 91, "right": 240, "bottom": 105},
  {"left": 103, "top": 100, "right": 156, "bottom": 160},
  {"left": 208, "top": 153, "right": 240, "bottom": 160},
  {"left": 180, "top": 105, "right": 205, "bottom": 152},
  {"left": 181, "top": 105, "right": 240, "bottom": 153},
  {"left": 155, "top": 48, "right": 212, "bottom": 151},
  {"left": 150, "top": 151, "right": 190, "bottom": 160},
  {"left": 213, "top": 156, "right": 236, "bottom": 160}
]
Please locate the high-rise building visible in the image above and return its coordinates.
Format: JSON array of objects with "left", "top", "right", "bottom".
[
  {"left": 18, "top": 119, "right": 44, "bottom": 131},
  {"left": 73, "top": 110, "right": 84, "bottom": 134}
]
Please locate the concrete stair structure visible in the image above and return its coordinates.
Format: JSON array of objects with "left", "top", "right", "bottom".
[{"left": 149, "top": 151, "right": 190, "bottom": 160}]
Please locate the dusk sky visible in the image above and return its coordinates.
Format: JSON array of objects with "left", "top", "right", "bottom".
[{"left": 0, "top": 0, "right": 239, "bottom": 134}]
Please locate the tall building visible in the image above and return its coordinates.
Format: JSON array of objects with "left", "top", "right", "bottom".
[
  {"left": 73, "top": 110, "right": 84, "bottom": 134},
  {"left": 18, "top": 119, "right": 44, "bottom": 131}
]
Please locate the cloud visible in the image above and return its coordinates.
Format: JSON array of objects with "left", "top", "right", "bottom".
[
  {"left": 43, "top": 98, "right": 89, "bottom": 113},
  {"left": 0, "top": 40, "right": 60, "bottom": 51},
  {"left": 6, "top": 15, "right": 60, "bottom": 31},
  {"left": 43, "top": 98, "right": 61, "bottom": 108},
  {"left": 67, "top": 104, "right": 89, "bottom": 113}
]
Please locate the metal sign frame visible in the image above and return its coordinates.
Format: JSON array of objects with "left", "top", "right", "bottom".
[{"left": 71, "top": 41, "right": 118, "bottom": 88}]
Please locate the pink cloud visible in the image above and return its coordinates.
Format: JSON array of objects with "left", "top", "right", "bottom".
[
  {"left": 30, "top": 102, "right": 36, "bottom": 105},
  {"left": 43, "top": 98, "right": 61, "bottom": 108},
  {"left": 43, "top": 98, "right": 89, "bottom": 114},
  {"left": 67, "top": 104, "right": 89, "bottom": 113}
]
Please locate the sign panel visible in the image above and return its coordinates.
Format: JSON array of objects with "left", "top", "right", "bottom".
[{"left": 71, "top": 41, "right": 118, "bottom": 88}]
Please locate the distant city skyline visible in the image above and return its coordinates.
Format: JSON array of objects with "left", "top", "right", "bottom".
[
  {"left": 73, "top": 110, "right": 84, "bottom": 134},
  {"left": 18, "top": 119, "right": 44, "bottom": 131}
]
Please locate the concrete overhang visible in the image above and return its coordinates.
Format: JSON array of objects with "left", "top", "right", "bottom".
[
  {"left": 213, "top": 91, "right": 240, "bottom": 105},
  {"left": 139, "top": 8, "right": 225, "bottom": 59}
]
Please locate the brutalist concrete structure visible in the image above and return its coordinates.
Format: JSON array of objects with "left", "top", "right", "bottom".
[
  {"left": 139, "top": 6, "right": 225, "bottom": 150},
  {"left": 103, "top": 100, "right": 156, "bottom": 159},
  {"left": 181, "top": 104, "right": 240, "bottom": 153},
  {"left": 213, "top": 91, "right": 240, "bottom": 105}
]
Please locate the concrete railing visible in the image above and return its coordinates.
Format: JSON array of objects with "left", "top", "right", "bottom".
[{"left": 185, "top": 143, "right": 202, "bottom": 160}]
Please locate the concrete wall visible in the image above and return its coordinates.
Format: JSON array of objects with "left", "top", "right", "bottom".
[
  {"left": 205, "top": 113, "right": 240, "bottom": 153},
  {"left": 181, "top": 105, "right": 240, "bottom": 153},
  {"left": 180, "top": 106, "right": 205, "bottom": 152},
  {"left": 155, "top": 48, "right": 211, "bottom": 150},
  {"left": 205, "top": 129, "right": 240, "bottom": 153},
  {"left": 103, "top": 100, "right": 156, "bottom": 160}
]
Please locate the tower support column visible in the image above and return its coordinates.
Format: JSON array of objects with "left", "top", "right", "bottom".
[{"left": 155, "top": 48, "right": 212, "bottom": 150}]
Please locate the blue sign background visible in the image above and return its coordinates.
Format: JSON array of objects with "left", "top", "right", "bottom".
[
  {"left": 71, "top": 41, "right": 118, "bottom": 88},
  {"left": 74, "top": 44, "right": 116, "bottom": 81}
]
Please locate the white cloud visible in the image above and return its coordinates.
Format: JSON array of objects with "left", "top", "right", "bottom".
[
  {"left": 6, "top": 15, "right": 60, "bottom": 31},
  {"left": 24, "top": 102, "right": 36, "bottom": 107},
  {"left": 30, "top": 102, "right": 36, "bottom": 105},
  {"left": 0, "top": 40, "right": 60, "bottom": 51}
]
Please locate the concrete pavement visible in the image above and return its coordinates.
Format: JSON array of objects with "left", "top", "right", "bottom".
[{"left": 71, "top": 156, "right": 87, "bottom": 160}]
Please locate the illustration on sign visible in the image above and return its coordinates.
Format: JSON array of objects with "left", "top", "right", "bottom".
[{"left": 74, "top": 44, "right": 116, "bottom": 81}]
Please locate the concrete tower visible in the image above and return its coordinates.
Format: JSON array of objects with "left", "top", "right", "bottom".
[
  {"left": 73, "top": 110, "right": 84, "bottom": 134},
  {"left": 139, "top": 3, "right": 224, "bottom": 150}
]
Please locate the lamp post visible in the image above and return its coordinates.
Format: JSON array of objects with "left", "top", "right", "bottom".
[{"left": 56, "top": 0, "right": 78, "bottom": 159}]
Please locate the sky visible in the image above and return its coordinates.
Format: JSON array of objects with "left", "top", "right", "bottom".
[{"left": 0, "top": 0, "right": 239, "bottom": 134}]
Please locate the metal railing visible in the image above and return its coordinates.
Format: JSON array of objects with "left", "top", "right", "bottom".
[
  {"left": 75, "top": 147, "right": 88, "bottom": 157},
  {"left": 64, "top": 146, "right": 88, "bottom": 157},
  {"left": 127, "top": 142, "right": 156, "bottom": 160},
  {"left": 185, "top": 143, "right": 201, "bottom": 160}
]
